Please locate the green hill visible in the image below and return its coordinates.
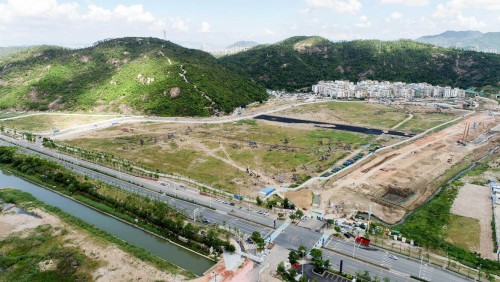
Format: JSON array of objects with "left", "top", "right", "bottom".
[
  {"left": 0, "top": 37, "right": 267, "bottom": 116},
  {"left": 219, "top": 36, "right": 500, "bottom": 92}
]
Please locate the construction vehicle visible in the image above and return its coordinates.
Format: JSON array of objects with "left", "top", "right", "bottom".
[
  {"left": 457, "top": 122, "right": 470, "bottom": 146},
  {"left": 355, "top": 236, "right": 371, "bottom": 246}
]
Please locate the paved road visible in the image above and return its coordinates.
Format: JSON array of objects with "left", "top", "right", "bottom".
[
  {"left": 0, "top": 133, "right": 474, "bottom": 281},
  {"left": 0, "top": 133, "right": 273, "bottom": 238},
  {"left": 273, "top": 225, "right": 322, "bottom": 250},
  {"left": 42, "top": 99, "right": 332, "bottom": 139},
  {"left": 322, "top": 248, "right": 413, "bottom": 282},
  {"left": 326, "top": 238, "right": 470, "bottom": 282}
]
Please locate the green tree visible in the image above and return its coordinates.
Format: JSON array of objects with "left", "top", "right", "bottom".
[
  {"left": 256, "top": 196, "right": 263, "bottom": 206},
  {"left": 277, "top": 262, "right": 286, "bottom": 274},
  {"left": 298, "top": 245, "right": 307, "bottom": 258},
  {"left": 288, "top": 251, "right": 300, "bottom": 264},
  {"left": 296, "top": 209, "right": 304, "bottom": 218},
  {"left": 310, "top": 248, "right": 322, "bottom": 261}
]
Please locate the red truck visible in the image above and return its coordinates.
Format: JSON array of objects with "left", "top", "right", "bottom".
[{"left": 355, "top": 236, "right": 371, "bottom": 246}]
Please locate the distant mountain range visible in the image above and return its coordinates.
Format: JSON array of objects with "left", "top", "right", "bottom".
[
  {"left": 0, "top": 37, "right": 266, "bottom": 116},
  {"left": 1, "top": 35, "right": 499, "bottom": 116},
  {"left": 417, "top": 30, "right": 500, "bottom": 53},
  {"left": 220, "top": 36, "right": 500, "bottom": 92},
  {"left": 227, "top": 41, "right": 259, "bottom": 49}
]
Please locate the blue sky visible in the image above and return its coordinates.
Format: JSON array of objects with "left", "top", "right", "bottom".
[{"left": 1, "top": 0, "right": 499, "bottom": 48}]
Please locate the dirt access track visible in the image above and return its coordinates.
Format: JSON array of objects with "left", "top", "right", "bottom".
[{"left": 318, "top": 111, "right": 500, "bottom": 224}]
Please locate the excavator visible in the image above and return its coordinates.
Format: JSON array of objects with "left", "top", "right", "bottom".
[{"left": 457, "top": 122, "right": 470, "bottom": 146}]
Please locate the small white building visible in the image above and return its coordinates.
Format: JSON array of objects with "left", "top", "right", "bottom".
[{"left": 491, "top": 180, "right": 500, "bottom": 204}]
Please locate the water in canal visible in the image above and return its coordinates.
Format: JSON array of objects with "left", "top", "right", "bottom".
[{"left": 0, "top": 170, "right": 214, "bottom": 276}]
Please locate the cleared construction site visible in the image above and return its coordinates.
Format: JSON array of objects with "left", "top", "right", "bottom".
[{"left": 317, "top": 110, "right": 500, "bottom": 224}]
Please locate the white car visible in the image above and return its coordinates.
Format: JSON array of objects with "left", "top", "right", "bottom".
[{"left": 389, "top": 254, "right": 398, "bottom": 260}]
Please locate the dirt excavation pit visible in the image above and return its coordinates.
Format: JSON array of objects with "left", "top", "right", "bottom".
[
  {"left": 318, "top": 111, "right": 500, "bottom": 224},
  {"left": 450, "top": 183, "right": 495, "bottom": 259}
]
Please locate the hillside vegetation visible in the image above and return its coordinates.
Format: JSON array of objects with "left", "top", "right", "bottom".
[
  {"left": 0, "top": 37, "right": 267, "bottom": 116},
  {"left": 220, "top": 36, "right": 500, "bottom": 92}
]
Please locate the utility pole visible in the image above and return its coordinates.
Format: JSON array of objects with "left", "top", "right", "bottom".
[
  {"left": 419, "top": 250, "right": 424, "bottom": 279},
  {"left": 367, "top": 204, "right": 372, "bottom": 234}
]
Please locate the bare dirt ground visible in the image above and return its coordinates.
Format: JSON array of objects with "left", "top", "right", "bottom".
[
  {"left": 0, "top": 206, "right": 188, "bottom": 282},
  {"left": 1, "top": 114, "right": 120, "bottom": 133},
  {"left": 194, "top": 257, "right": 254, "bottom": 282},
  {"left": 450, "top": 183, "right": 495, "bottom": 259},
  {"left": 284, "top": 189, "right": 313, "bottom": 208},
  {"left": 317, "top": 111, "right": 500, "bottom": 224},
  {"left": 273, "top": 101, "right": 463, "bottom": 133},
  {"left": 63, "top": 119, "right": 366, "bottom": 196}
]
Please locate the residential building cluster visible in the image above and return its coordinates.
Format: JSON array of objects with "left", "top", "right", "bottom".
[
  {"left": 207, "top": 46, "right": 254, "bottom": 56},
  {"left": 312, "top": 80, "right": 466, "bottom": 99}
]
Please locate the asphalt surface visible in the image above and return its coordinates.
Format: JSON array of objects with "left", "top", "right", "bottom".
[
  {"left": 273, "top": 225, "right": 322, "bottom": 250},
  {"left": 0, "top": 133, "right": 273, "bottom": 238},
  {"left": 322, "top": 249, "right": 413, "bottom": 282},
  {"left": 326, "top": 237, "right": 471, "bottom": 282},
  {"left": 0, "top": 132, "right": 475, "bottom": 281}
]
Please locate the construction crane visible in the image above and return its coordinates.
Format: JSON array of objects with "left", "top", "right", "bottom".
[{"left": 458, "top": 122, "right": 470, "bottom": 145}]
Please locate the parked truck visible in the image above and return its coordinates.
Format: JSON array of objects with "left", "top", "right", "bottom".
[{"left": 355, "top": 236, "right": 371, "bottom": 246}]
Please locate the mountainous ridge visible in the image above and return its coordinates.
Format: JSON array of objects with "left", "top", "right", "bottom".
[
  {"left": 0, "top": 37, "right": 267, "bottom": 116},
  {"left": 417, "top": 30, "right": 500, "bottom": 52},
  {"left": 227, "top": 41, "right": 259, "bottom": 49},
  {"left": 220, "top": 36, "right": 500, "bottom": 92}
]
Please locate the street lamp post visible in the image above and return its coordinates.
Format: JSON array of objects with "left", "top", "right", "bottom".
[
  {"left": 419, "top": 251, "right": 424, "bottom": 279},
  {"left": 301, "top": 249, "right": 305, "bottom": 277}
]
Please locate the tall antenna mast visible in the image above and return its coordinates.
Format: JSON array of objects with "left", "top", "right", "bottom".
[{"left": 163, "top": 30, "right": 167, "bottom": 40}]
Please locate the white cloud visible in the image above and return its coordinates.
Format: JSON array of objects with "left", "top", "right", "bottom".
[
  {"left": 200, "top": 21, "right": 211, "bottom": 33},
  {"left": 0, "top": 1, "right": 164, "bottom": 26},
  {"left": 390, "top": 12, "right": 402, "bottom": 20},
  {"left": 355, "top": 15, "right": 371, "bottom": 28},
  {"left": 0, "top": 0, "right": 80, "bottom": 22},
  {"left": 114, "top": 5, "right": 157, "bottom": 23},
  {"left": 305, "top": 0, "right": 362, "bottom": 14},
  {"left": 172, "top": 18, "right": 189, "bottom": 32},
  {"left": 434, "top": 0, "right": 500, "bottom": 16},
  {"left": 433, "top": 1, "right": 490, "bottom": 29},
  {"left": 379, "top": 0, "right": 428, "bottom": 7},
  {"left": 83, "top": 5, "right": 113, "bottom": 22},
  {"left": 264, "top": 27, "right": 275, "bottom": 36},
  {"left": 0, "top": 0, "right": 170, "bottom": 47},
  {"left": 456, "top": 12, "right": 487, "bottom": 29},
  {"left": 385, "top": 11, "right": 402, "bottom": 22}
]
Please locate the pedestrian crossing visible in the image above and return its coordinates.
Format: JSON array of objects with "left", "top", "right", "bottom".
[{"left": 420, "top": 263, "right": 434, "bottom": 281}]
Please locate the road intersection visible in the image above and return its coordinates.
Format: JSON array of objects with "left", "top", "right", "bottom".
[{"left": 0, "top": 132, "right": 474, "bottom": 281}]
